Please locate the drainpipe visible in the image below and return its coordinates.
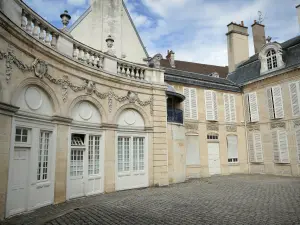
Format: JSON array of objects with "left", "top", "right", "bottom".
[{"left": 241, "top": 89, "right": 250, "bottom": 174}]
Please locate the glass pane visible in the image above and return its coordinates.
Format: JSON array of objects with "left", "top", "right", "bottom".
[
  {"left": 16, "top": 128, "right": 22, "bottom": 135},
  {"left": 22, "top": 136, "right": 27, "bottom": 142},
  {"left": 15, "top": 135, "right": 21, "bottom": 142}
]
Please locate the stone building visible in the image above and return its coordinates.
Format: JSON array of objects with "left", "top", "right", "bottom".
[{"left": 0, "top": 0, "right": 299, "bottom": 220}]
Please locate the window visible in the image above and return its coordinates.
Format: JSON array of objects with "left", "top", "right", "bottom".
[
  {"left": 289, "top": 82, "right": 300, "bottom": 117},
  {"left": 248, "top": 132, "right": 263, "bottom": 163},
  {"left": 224, "top": 94, "right": 236, "bottom": 122},
  {"left": 133, "top": 137, "right": 144, "bottom": 171},
  {"left": 183, "top": 87, "right": 198, "bottom": 120},
  {"left": 267, "top": 86, "right": 284, "bottom": 119},
  {"left": 207, "top": 133, "right": 218, "bottom": 140},
  {"left": 266, "top": 49, "right": 278, "bottom": 70},
  {"left": 70, "top": 149, "right": 84, "bottom": 177},
  {"left": 272, "top": 130, "right": 289, "bottom": 163},
  {"left": 15, "top": 127, "right": 30, "bottom": 143},
  {"left": 205, "top": 90, "right": 218, "bottom": 121},
  {"left": 88, "top": 135, "right": 100, "bottom": 175},
  {"left": 37, "top": 131, "right": 51, "bottom": 181},
  {"left": 118, "top": 137, "right": 130, "bottom": 172},
  {"left": 295, "top": 130, "right": 300, "bottom": 163},
  {"left": 244, "top": 92, "right": 259, "bottom": 122},
  {"left": 227, "top": 135, "right": 238, "bottom": 163}
]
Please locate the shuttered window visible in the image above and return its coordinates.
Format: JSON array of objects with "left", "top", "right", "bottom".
[
  {"left": 205, "top": 90, "right": 218, "bottom": 121},
  {"left": 247, "top": 132, "right": 263, "bottom": 163},
  {"left": 227, "top": 135, "right": 238, "bottom": 163},
  {"left": 183, "top": 87, "right": 198, "bottom": 120},
  {"left": 245, "top": 92, "right": 259, "bottom": 122},
  {"left": 289, "top": 82, "right": 300, "bottom": 117},
  {"left": 295, "top": 130, "right": 300, "bottom": 162},
  {"left": 224, "top": 94, "right": 236, "bottom": 122},
  {"left": 267, "top": 86, "right": 284, "bottom": 119},
  {"left": 272, "top": 130, "right": 289, "bottom": 163}
]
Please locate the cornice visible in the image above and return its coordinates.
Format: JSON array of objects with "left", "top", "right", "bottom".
[{"left": 0, "top": 102, "right": 19, "bottom": 116}]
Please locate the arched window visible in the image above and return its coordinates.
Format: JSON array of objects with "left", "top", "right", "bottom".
[{"left": 266, "top": 49, "right": 277, "bottom": 70}]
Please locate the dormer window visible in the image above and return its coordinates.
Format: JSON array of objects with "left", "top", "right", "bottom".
[{"left": 266, "top": 49, "right": 277, "bottom": 70}]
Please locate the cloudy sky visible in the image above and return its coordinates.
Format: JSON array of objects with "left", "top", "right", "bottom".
[{"left": 24, "top": 0, "right": 299, "bottom": 66}]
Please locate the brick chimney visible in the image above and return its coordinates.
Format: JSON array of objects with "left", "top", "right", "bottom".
[
  {"left": 296, "top": 5, "right": 300, "bottom": 32},
  {"left": 251, "top": 20, "right": 266, "bottom": 54},
  {"left": 166, "top": 50, "right": 175, "bottom": 68},
  {"left": 226, "top": 21, "right": 249, "bottom": 73}
]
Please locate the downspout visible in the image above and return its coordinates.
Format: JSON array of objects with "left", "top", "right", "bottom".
[{"left": 241, "top": 86, "right": 250, "bottom": 174}]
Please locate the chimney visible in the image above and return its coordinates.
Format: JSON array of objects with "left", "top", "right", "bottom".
[
  {"left": 296, "top": 5, "right": 300, "bottom": 32},
  {"left": 251, "top": 20, "right": 266, "bottom": 54},
  {"left": 166, "top": 50, "right": 175, "bottom": 68},
  {"left": 226, "top": 21, "right": 249, "bottom": 73}
]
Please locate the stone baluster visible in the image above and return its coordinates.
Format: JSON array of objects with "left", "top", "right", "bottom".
[
  {"left": 78, "top": 48, "right": 84, "bottom": 61},
  {"left": 130, "top": 66, "right": 134, "bottom": 77},
  {"left": 39, "top": 25, "right": 45, "bottom": 42},
  {"left": 90, "top": 54, "right": 95, "bottom": 66},
  {"left": 32, "top": 19, "right": 39, "bottom": 38},
  {"left": 21, "top": 10, "right": 27, "bottom": 29},
  {"left": 141, "top": 69, "right": 145, "bottom": 80},
  {"left": 45, "top": 29, "right": 51, "bottom": 45},
  {"left": 117, "top": 63, "right": 121, "bottom": 73},
  {"left": 94, "top": 55, "right": 99, "bottom": 67},
  {"left": 126, "top": 65, "right": 131, "bottom": 77},
  {"left": 51, "top": 32, "right": 58, "bottom": 48},
  {"left": 26, "top": 15, "right": 33, "bottom": 34},
  {"left": 73, "top": 45, "right": 79, "bottom": 59},
  {"left": 98, "top": 56, "right": 104, "bottom": 68},
  {"left": 83, "top": 50, "right": 88, "bottom": 64}
]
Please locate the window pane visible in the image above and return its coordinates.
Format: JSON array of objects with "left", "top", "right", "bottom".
[
  {"left": 16, "top": 128, "right": 22, "bottom": 135},
  {"left": 15, "top": 135, "right": 21, "bottom": 142}
]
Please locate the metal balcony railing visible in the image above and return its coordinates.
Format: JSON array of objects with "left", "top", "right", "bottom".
[{"left": 167, "top": 108, "right": 183, "bottom": 124}]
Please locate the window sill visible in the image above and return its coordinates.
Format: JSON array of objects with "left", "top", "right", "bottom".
[{"left": 228, "top": 163, "right": 240, "bottom": 166}]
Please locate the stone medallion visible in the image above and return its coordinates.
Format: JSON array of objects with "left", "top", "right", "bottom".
[
  {"left": 124, "top": 109, "right": 136, "bottom": 125},
  {"left": 25, "top": 87, "right": 42, "bottom": 110},
  {"left": 79, "top": 102, "right": 93, "bottom": 120}
]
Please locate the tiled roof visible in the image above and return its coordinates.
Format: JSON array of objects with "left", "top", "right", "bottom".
[{"left": 161, "top": 59, "right": 229, "bottom": 78}]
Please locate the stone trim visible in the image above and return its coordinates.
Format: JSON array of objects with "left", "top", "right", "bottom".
[
  {"left": 226, "top": 125, "right": 237, "bottom": 132},
  {"left": 0, "top": 102, "right": 19, "bottom": 116},
  {"left": 51, "top": 116, "right": 73, "bottom": 124},
  {"left": 294, "top": 120, "right": 300, "bottom": 129},
  {"left": 185, "top": 122, "right": 199, "bottom": 131},
  {"left": 247, "top": 124, "right": 260, "bottom": 131},
  {"left": 270, "top": 121, "right": 286, "bottom": 129},
  {"left": 206, "top": 123, "right": 219, "bottom": 131}
]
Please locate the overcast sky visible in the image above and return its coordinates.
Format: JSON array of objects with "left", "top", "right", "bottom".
[{"left": 24, "top": 0, "right": 299, "bottom": 66}]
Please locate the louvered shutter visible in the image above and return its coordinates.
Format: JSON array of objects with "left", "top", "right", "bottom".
[
  {"left": 272, "top": 86, "right": 284, "bottom": 119},
  {"left": 229, "top": 94, "right": 236, "bottom": 122},
  {"left": 289, "top": 82, "right": 300, "bottom": 117},
  {"left": 249, "top": 92, "right": 259, "bottom": 122},
  {"left": 224, "top": 94, "right": 230, "bottom": 122},
  {"left": 278, "top": 130, "right": 289, "bottom": 163},
  {"left": 244, "top": 94, "right": 250, "bottom": 122},
  {"left": 295, "top": 129, "right": 300, "bottom": 162},
  {"left": 205, "top": 90, "right": 214, "bottom": 120},
  {"left": 267, "top": 88, "right": 275, "bottom": 119},
  {"left": 227, "top": 135, "right": 238, "bottom": 160},
  {"left": 253, "top": 132, "right": 263, "bottom": 162},
  {"left": 184, "top": 87, "right": 191, "bottom": 119},
  {"left": 272, "top": 131, "right": 279, "bottom": 162},
  {"left": 248, "top": 132, "right": 255, "bottom": 162},
  {"left": 191, "top": 88, "right": 198, "bottom": 120},
  {"left": 212, "top": 91, "right": 218, "bottom": 120}
]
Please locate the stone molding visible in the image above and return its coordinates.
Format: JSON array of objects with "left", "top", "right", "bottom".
[
  {"left": 247, "top": 124, "right": 260, "bottom": 131},
  {"left": 206, "top": 123, "right": 219, "bottom": 131},
  {"left": 51, "top": 116, "right": 73, "bottom": 124},
  {"left": 293, "top": 120, "right": 300, "bottom": 129},
  {"left": 270, "top": 121, "right": 286, "bottom": 129},
  {"left": 185, "top": 122, "right": 199, "bottom": 131},
  {"left": 0, "top": 102, "right": 19, "bottom": 116},
  {"left": 226, "top": 125, "right": 237, "bottom": 132}
]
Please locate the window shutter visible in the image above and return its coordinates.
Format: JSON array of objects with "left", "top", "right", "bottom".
[
  {"left": 248, "top": 132, "right": 255, "bottom": 162},
  {"left": 272, "top": 130, "right": 280, "bottom": 163},
  {"left": 249, "top": 92, "right": 259, "bottom": 122},
  {"left": 278, "top": 130, "right": 289, "bottom": 163},
  {"left": 295, "top": 129, "right": 300, "bottom": 162},
  {"left": 205, "top": 90, "right": 214, "bottom": 120},
  {"left": 289, "top": 82, "right": 300, "bottom": 117},
  {"left": 229, "top": 94, "right": 236, "bottom": 122},
  {"left": 244, "top": 94, "right": 250, "bottom": 122},
  {"left": 267, "top": 88, "right": 275, "bottom": 119},
  {"left": 253, "top": 132, "right": 263, "bottom": 162},
  {"left": 184, "top": 87, "right": 190, "bottom": 119},
  {"left": 212, "top": 91, "right": 218, "bottom": 120},
  {"left": 227, "top": 135, "right": 238, "bottom": 160},
  {"left": 272, "top": 86, "right": 284, "bottom": 119},
  {"left": 224, "top": 94, "right": 230, "bottom": 122},
  {"left": 190, "top": 88, "right": 198, "bottom": 120}
]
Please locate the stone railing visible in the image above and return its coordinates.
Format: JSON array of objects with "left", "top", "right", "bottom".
[{"left": 117, "top": 61, "right": 146, "bottom": 80}]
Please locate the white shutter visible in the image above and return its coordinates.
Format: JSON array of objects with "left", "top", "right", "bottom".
[
  {"left": 248, "top": 132, "right": 255, "bottom": 162},
  {"left": 267, "top": 88, "right": 275, "bottom": 119},
  {"left": 212, "top": 91, "right": 218, "bottom": 120},
  {"left": 229, "top": 94, "right": 236, "bottom": 122},
  {"left": 272, "top": 86, "right": 284, "bottom": 119},
  {"left": 205, "top": 90, "right": 214, "bottom": 121},
  {"left": 224, "top": 94, "right": 230, "bottom": 122},
  {"left": 278, "top": 130, "right": 289, "bottom": 163},
  {"left": 183, "top": 87, "right": 191, "bottom": 119},
  {"left": 295, "top": 129, "right": 300, "bottom": 162},
  {"left": 289, "top": 82, "right": 300, "bottom": 117},
  {"left": 227, "top": 135, "right": 238, "bottom": 160},
  {"left": 253, "top": 132, "right": 263, "bottom": 162},
  {"left": 272, "top": 130, "right": 280, "bottom": 163},
  {"left": 249, "top": 92, "right": 259, "bottom": 122},
  {"left": 244, "top": 94, "right": 250, "bottom": 122},
  {"left": 190, "top": 88, "right": 198, "bottom": 120}
]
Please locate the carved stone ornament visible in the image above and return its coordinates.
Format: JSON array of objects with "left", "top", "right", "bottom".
[
  {"left": 185, "top": 123, "right": 199, "bottom": 130},
  {"left": 146, "top": 53, "right": 163, "bottom": 69},
  {"left": 247, "top": 124, "right": 260, "bottom": 131},
  {"left": 0, "top": 49, "right": 154, "bottom": 114},
  {"left": 294, "top": 120, "right": 300, "bottom": 129},
  {"left": 226, "top": 125, "right": 237, "bottom": 132},
  {"left": 270, "top": 121, "right": 286, "bottom": 130},
  {"left": 206, "top": 124, "right": 219, "bottom": 131}
]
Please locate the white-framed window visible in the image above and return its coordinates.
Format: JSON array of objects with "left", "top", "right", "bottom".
[
  {"left": 272, "top": 130, "right": 289, "bottom": 164},
  {"left": 37, "top": 131, "right": 51, "bottom": 181},
  {"left": 289, "top": 82, "right": 300, "bottom": 117},
  {"left": 223, "top": 93, "right": 236, "bottom": 122},
  {"left": 248, "top": 131, "right": 263, "bottom": 163},
  {"left": 244, "top": 92, "right": 259, "bottom": 122},
  {"left": 133, "top": 137, "right": 144, "bottom": 171},
  {"left": 295, "top": 129, "right": 300, "bottom": 163},
  {"left": 183, "top": 87, "right": 198, "bottom": 120},
  {"left": 267, "top": 86, "right": 284, "bottom": 119},
  {"left": 88, "top": 135, "right": 101, "bottom": 175},
  {"left": 227, "top": 135, "right": 238, "bottom": 163},
  {"left": 70, "top": 149, "right": 84, "bottom": 177},
  {"left": 266, "top": 49, "right": 278, "bottom": 70},
  {"left": 15, "top": 127, "right": 30, "bottom": 144},
  {"left": 205, "top": 90, "right": 218, "bottom": 121},
  {"left": 118, "top": 137, "right": 130, "bottom": 172}
]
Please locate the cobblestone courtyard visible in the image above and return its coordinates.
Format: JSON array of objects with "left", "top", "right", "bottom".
[{"left": 2, "top": 175, "right": 300, "bottom": 225}]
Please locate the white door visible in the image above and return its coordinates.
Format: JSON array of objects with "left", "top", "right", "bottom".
[
  {"left": 69, "top": 149, "right": 84, "bottom": 199},
  {"left": 208, "top": 143, "right": 221, "bottom": 175},
  {"left": 116, "top": 136, "right": 148, "bottom": 191}
]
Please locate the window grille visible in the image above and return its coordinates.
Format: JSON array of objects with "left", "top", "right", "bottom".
[
  {"left": 266, "top": 49, "right": 277, "bottom": 70},
  {"left": 37, "top": 131, "right": 51, "bottom": 181},
  {"left": 71, "top": 136, "right": 84, "bottom": 146},
  {"left": 15, "top": 127, "right": 29, "bottom": 143},
  {"left": 207, "top": 133, "right": 218, "bottom": 140}
]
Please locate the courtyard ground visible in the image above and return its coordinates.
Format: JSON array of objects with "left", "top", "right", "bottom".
[{"left": 1, "top": 175, "right": 300, "bottom": 225}]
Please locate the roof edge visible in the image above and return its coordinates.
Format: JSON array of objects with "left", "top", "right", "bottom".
[{"left": 69, "top": 6, "right": 92, "bottom": 32}]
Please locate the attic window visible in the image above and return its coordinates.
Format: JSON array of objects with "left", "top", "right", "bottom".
[
  {"left": 266, "top": 49, "right": 277, "bottom": 70},
  {"left": 71, "top": 134, "right": 85, "bottom": 146},
  {"left": 210, "top": 72, "right": 219, "bottom": 78}
]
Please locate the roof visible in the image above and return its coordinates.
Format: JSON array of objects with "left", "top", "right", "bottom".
[
  {"left": 228, "top": 35, "right": 300, "bottom": 85},
  {"left": 161, "top": 59, "right": 229, "bottom": 78},
  {"left": 166, "top": 83, "right": 185, "bottom": 102},
  {"left": 165, "top": 67, "right": 241, "bottom": 93}
]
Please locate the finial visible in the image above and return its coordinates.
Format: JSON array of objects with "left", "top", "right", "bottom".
[
  {"left": 60, "top": 10, "right": 71, "bottom": 28},
  {"left": 266, "top": 36, "right": 272, "bottom": 43},
  {"left": 106, "top": 35, "right": 115, "bottom": 56}
]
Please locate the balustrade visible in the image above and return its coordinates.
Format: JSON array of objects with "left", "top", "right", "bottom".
[
  {"left": 117, "top": 62, "right": 146, "bottom": 80},
  {"left": 72, "top": 45, "right": 104, "bottom": 69}
]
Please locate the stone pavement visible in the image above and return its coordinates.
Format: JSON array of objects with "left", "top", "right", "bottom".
[{"left": 1, "top": 175, "right": 300, "bottom": 225}]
